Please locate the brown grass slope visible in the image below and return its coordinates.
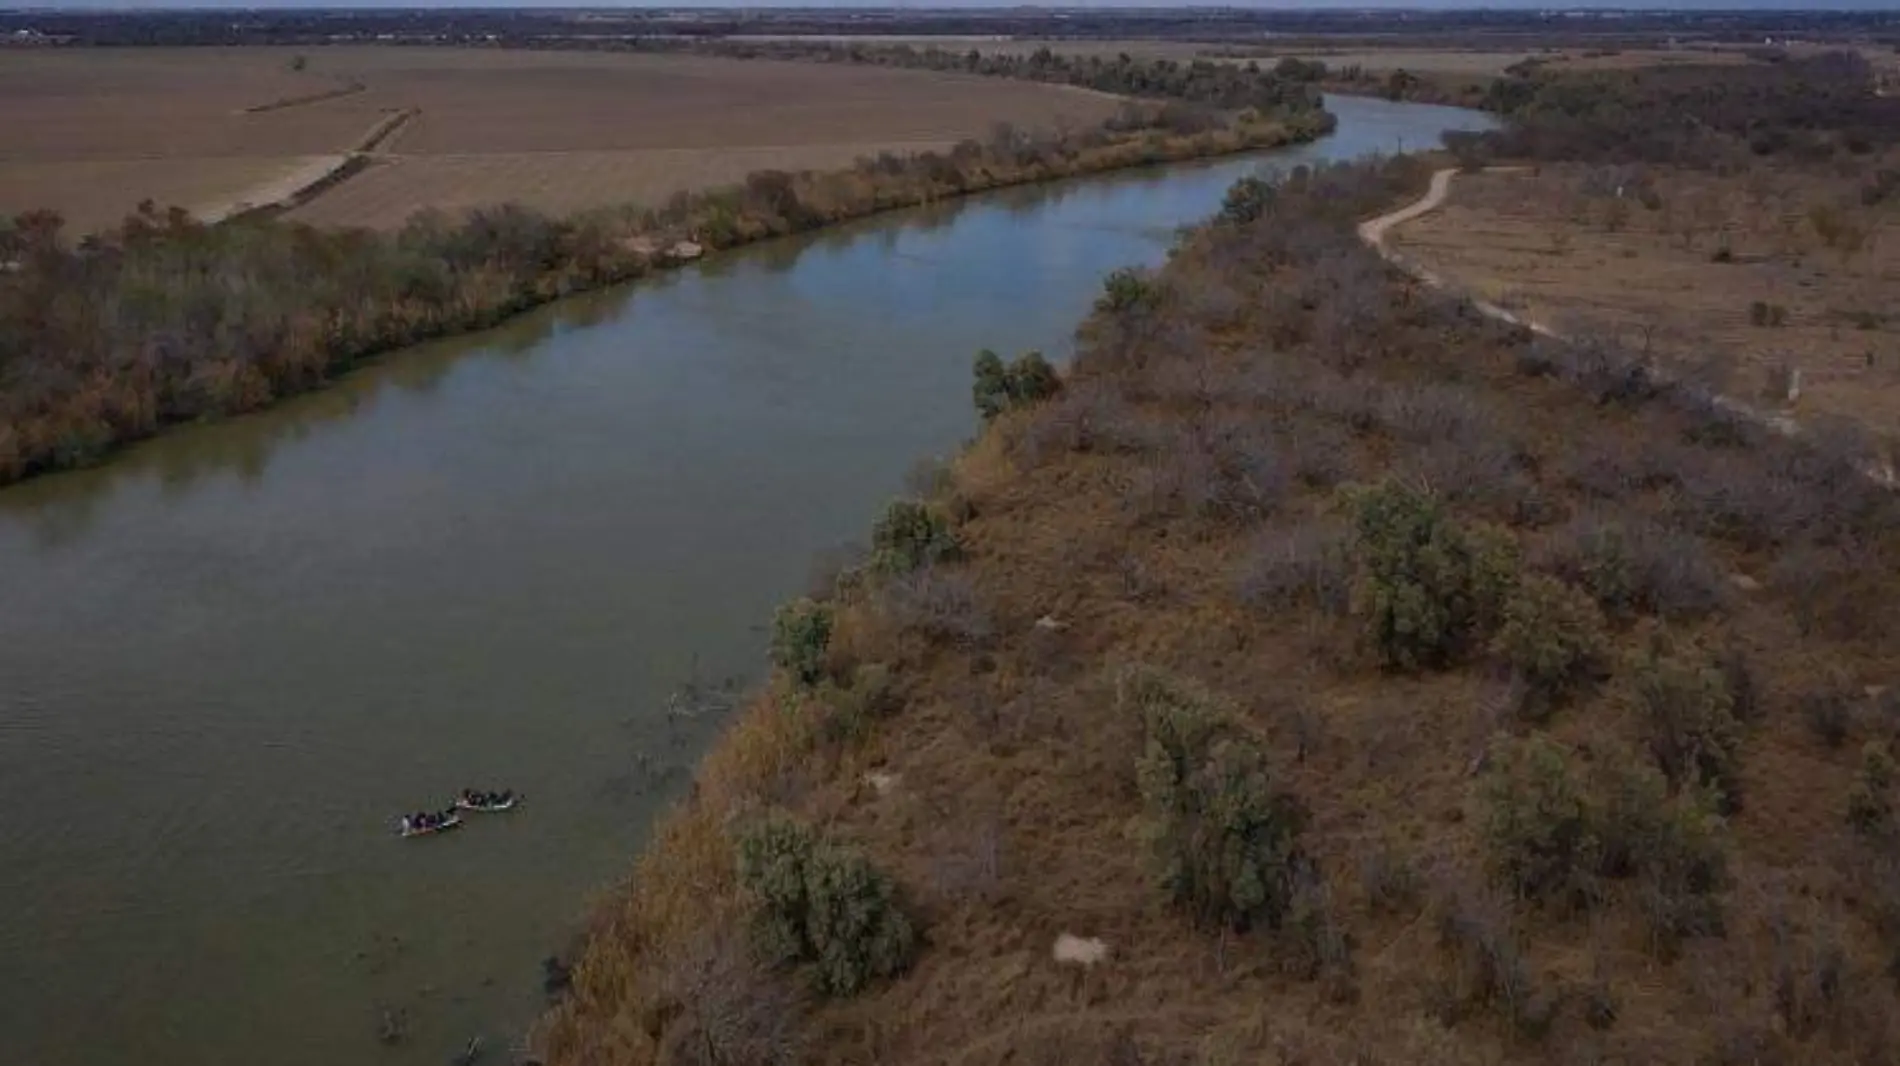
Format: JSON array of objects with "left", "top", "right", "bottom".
[
  {"left": 538, "top": 157, "right": 1900, "bottom": 1066},
  {"left": 1389, "top": 158, "right": 1900, "bottom": 440}
]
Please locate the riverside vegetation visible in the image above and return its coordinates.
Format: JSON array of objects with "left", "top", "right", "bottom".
[
  {"left": 537, "top": 56, "right": 1900, "bottom": 1066},
  {"left": 0, "top": 55, "right": 1329, "bottom": 485}
]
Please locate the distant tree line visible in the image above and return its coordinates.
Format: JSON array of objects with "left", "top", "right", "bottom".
[
  {"left": 1449, "top": 52, "right": 1900, "bottom": 166},
  {"left": 14, "top": 8, "right": 1892, "bottom": 49},
  {"left": 571, "top": 37, "right": 1327, "bottom": 118},
  {"left": 0, "top": 99, "right": 1330, "bottom": 485}
]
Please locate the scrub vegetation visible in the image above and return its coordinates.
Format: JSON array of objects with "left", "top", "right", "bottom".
[
  {"left": 536, "top": 53, "right": 1900, "bottom": 1066},
  {"left": 1394, "top": 53, "right": 1900, "bottom": 437}
]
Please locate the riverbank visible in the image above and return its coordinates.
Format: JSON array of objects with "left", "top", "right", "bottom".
[
  {"left": 535, "top": 147, "right": 1900, "bottom": 1066},
  {"left": 0, "top": 101, "right": 1329, "bottom": 487}
]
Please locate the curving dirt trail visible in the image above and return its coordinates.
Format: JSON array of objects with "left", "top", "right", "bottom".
[{"left": 1358, "top": 166, "right": 1896, "bottom": 484}]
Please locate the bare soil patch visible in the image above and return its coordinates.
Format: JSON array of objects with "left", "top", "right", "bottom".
[
  {"left": 1, "top": 47, "right": 1121, "bottom": 233},
  {"left": 1389, "top": 162, "right": 1900, "bottom": 437},
  {"left": 0, "top": 156, "right": 334, "bottom": 232}
]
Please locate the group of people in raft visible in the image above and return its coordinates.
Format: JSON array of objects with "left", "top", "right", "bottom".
[{"left": 398, "top": 788, "right": 517, "bottom": 836}]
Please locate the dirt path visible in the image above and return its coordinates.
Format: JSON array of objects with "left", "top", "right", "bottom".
[
  {"left": 1358, "top": 165, "right": 1550, "bottom": 335},
  {"left": 193, "top": 108, "right": 417, "bottom": 224},
  {"left": 1359, "top": 166, "right": 1895, "bottom": 484}
]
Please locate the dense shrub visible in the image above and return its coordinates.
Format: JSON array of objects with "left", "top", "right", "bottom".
[
  {"left": 1128, "top": 668, "right": 1306, "bottom": 931},
  {"left": 770, "top": 598, "right": 833, "bottom": 687},
  {"left": 1592, "top": 749, "right": 1729, "bottom": 950},
  {"left": 1625, "top": 643, "right": 1744, "bottom": 809},
  {"left": 972, "top": 348, "right": 1061, "bottom": 420},
  {"left": 1540, "top": 511, "right": 1727, "bottom": 621},
  {"left": 1096, "top": 267, "right": 1164, "bottom": 315},
  {"left": 1493, "top": 574, "right": 1609, "bottom": 719},
  {"left": 1344, "top": 482, "right": 1521, "bottom": 670},
  {"left": 734, "top": 814, "right": 919, "bottom": 997},
  {"left": 1470, "top": 53, "right": 1900, "bottom": 166},
  {"left": 812, "top": 663, "right": 897, "bottom": 748},
  {"left": 1219, "top": 175, "right": 1276, "bottom": 226},
  {"left": 1482, "top": 735, "right": 1729, "bottom": 943},
  {"left": 1481, "top": 734, "right": 1600, "bottom": 910},
  {"left": 870, "top": 499, "right": 960, "bottom": 574}
]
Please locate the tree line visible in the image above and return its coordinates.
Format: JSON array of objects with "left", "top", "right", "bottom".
[
  {"left": 0, "top": 91, "right": 1330, "bottom": 485},
  {"left": 1449, "top": 51, "right": 1900, "bottom": 166},
  {"left": 539, "top": 37, "right": 1327, "bottom": 119}
]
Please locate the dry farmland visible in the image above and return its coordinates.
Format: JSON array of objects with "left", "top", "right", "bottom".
[
  {"left": 0, "top": 47, "right": 1121, "bottom": 233},
  {"left": 1387, "top": 162, "right": 1900, "bottom": 438}
]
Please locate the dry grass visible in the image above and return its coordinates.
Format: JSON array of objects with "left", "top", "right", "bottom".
[
  {"left": 1389, "top": 161, "right": 1900, "bottom": 439},
  {"left": 1539, "top": 48, "right": 1758, "bottom": 72},
  {"left": 538, "top": 159, "right": 1900, "bottom": 1065},
  {"left": 0, "top": 47, "right": 1121, "bottom": 232}
]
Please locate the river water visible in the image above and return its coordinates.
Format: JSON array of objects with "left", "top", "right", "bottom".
[{"left": 0, "top": 97, "right": 1493, "bottom": 1066}]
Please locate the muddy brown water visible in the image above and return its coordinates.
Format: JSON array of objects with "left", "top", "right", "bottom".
[{"left": 0, "top": 97, "right": 1494, "bottom": 1066}]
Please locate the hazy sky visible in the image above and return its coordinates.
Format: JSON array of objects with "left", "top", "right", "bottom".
[
  {"left": 13, "top": 1, "right": 1900, "bottom": 10},
  {"left": 11, "top": 0, "right": 1900, "bottom": 11}
]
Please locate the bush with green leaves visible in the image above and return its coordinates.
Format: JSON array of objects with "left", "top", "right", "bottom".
[
  {"left": 1493, "top": 574, "right": 1609, "bottom": 720},
  {"left": 1482, "top": 735, "right": 1729, "bottom": 945},
  {"left": 734, "top": 814, "right": 918, "bottom": 997},
  {"left": 1219, "top": 175, "right": 1276, "bottom": 225},
  {"left": 770, "top": 598, "right": 833, "bottom": 688},
  {"left": 1481, "top": 734, "right": 1601, "bottom": 910},
  {"left": 812, "top": 663, "right": 897, "bottom": 748},
  {"left": 1592, "top": 749, "right": 1729, "bottom": 950},
  {"left": 1625, "top": 643, "right": 1744, "bottom": 810},
  {"left": 972, "top": 348, "right": 1062, "bottom": 421},
  {"left": 870, "top": 499, "right": 960, "bottom": 575},
  {"left": 1128, "top": 669, "right": 1306, "bottom": 931},
  {"left": 1343, "top": 482, "right": 1521, "bottom": 670},
  {"left": 1096, "top": 266, "right": 1162, "bottom": 315}
]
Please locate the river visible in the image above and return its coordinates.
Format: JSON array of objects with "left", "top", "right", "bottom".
[{"left": 0, "top": 96, "right": 1494, "bottom": 1066}]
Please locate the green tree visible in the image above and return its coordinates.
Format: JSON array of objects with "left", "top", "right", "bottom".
[
  {"left": 870, "top": 500, "right": 959, "bottom": 574},
  {"left": 1129, "top": 669, "right": 1305, "bottom": 931},
  {"left": 972, "top": 348, "right": 1061, "bottom": 421},
  {"left": 1494, "top": 574, "right": 1608, "bottom": 719},
  {"left": 770, "top": 598, "right": 833, "bottom": 687},
  {"left": 735, "top": 814, "right": 918, "bottom": 996},
  {"left": 1345, "top": 483, "right": 1521, "bottom": 670}
]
